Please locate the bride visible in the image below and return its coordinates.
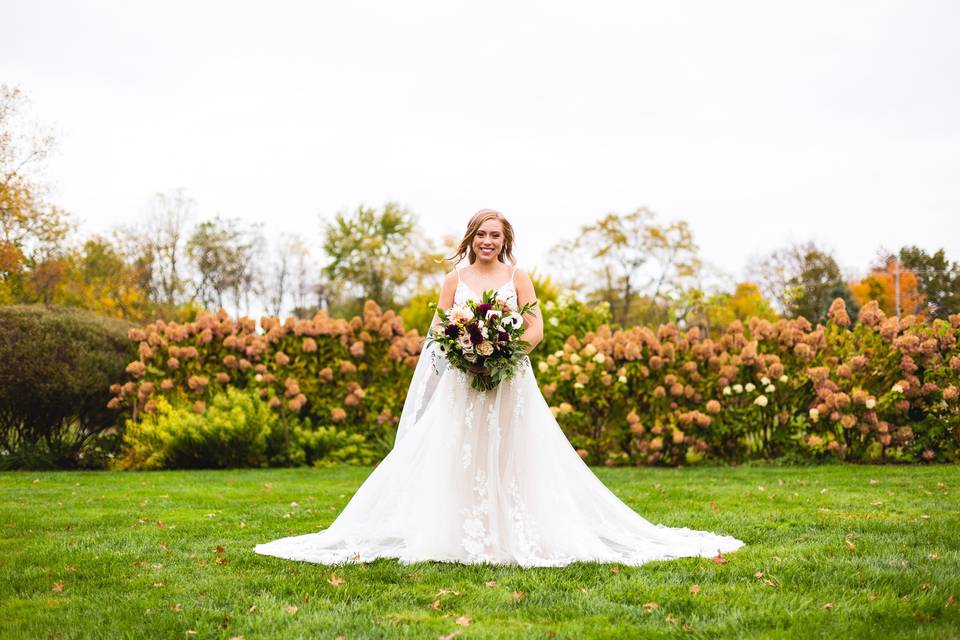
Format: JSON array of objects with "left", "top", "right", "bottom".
[{"left": 253, "top": 209, "right": 745, "bottom": 567}]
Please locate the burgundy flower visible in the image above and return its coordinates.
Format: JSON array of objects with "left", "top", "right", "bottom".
[
  {"left": 444, "top": 324, "right": 460, "bottom": 338},
  {"left": 470, "top": 329, "right": 484, "bottom": 345},
  {"left": 498, "top": 331, "right": 509, "bottom": 342},
  {"left": 475, "top": 303, "right": 493, "bottom": 317}
]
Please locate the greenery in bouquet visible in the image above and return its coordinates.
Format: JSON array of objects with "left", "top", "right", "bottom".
[{"left": 426, "top": 290, "right": 539, "bottom": 392}]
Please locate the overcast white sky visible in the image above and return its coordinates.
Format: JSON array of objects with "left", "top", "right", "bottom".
[{"left": 4, "top": 0, "right": 959, "bottom": 285}]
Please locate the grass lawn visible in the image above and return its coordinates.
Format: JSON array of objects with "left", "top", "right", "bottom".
[{"left": 1, "top": 463, "right": 959, "bottom": 639}]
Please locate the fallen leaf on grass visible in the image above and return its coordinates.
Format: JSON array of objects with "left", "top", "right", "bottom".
[
  {"left": 215, "top": 545, "right": 225, "bottom": 554},
  {"left": 711, "top": 550, "right": 729, "bottom": 565},
  {"left": 455, "top": 616, "right": 471, "bottom": 626},
  {"left": 665, "top": 614, "right": 681, "bottom": 625},
  {"left": 823, "top": 602, "right": 834, "bottom": 610},
  {"left": 152, "top": 582, "right": 163, "bottom": 588},
  {"left": 173, "top": 603, "right": 182, "bottom": 612},
  {"left": 946, "top": 595, "right": 955, "bottom": 608},
  {"left": 436, "top": 589, "right": 462, "bottom": 596},
  {"left": 484, "top": 580, "right": 497, "bottom": 588},
  {"left": 432, "top": 599, "right": 441, "bottom": 610},
  {"left": 869, "top": 479, "right": 879, "bottom": 485},
  {"left": 610, "top": 565, "right": 621, "bottom": 573},
  {"left": 52, "top": 581, "right": 64, "bottom": 592},
  {"left": 867, "top": 593, "right": 878, "bottom": 601},
  {"left": 709, "top": 502, "right": 720, "bottom": 513},
  {"left": 643, "top": 602, "right": 658, "bottom": 612},
  {"left": 328, "top": 572, "right": 346, "bottom": 587},
  {"left": 248, "top": 605, "right": 257, "bottom": 613},
  {"left": 215, "top": 557, "right": 229, "bottom": 565},
  {"left": 689, "top": 584, "right": 701, "bottom": 595},
  {"left": 66, "top": 564, "right": 76, "bottom": 572},
  {"left": 846, "top": 540, "right": 857, "bottom": 551},
  {"left": 512, "top": 591, "right": 526, "bottom": 603},
  {"left": 437, "top": 632, "right": 461, "bottom": 640},
  {"left": 284, "top": 605, "right": 298, "bottom": 614}
]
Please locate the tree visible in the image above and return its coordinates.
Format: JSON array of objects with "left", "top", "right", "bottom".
[
  {"left": 0, "top": 84, "right": 73, "bottom": 304},
  {"left": 321, "top": 202, "right": 445, "bottom": 315},
  {"left": 146, "top": 189, "right": 196, "bottom": 307},
  {"left": 898, "top": 246, "right": 960, "bottom": 318},
  {"left": 749, "top": 241, "right": 855, "bottom": 325},
  {"left": 185, "top": 216, "right": 261, "bottom": 316},
  {"left": 548, "top": 208, "right": 700, "bottom": 326},
  {"left": 850, "top": 255, "right": 923, "bottom": 319}
]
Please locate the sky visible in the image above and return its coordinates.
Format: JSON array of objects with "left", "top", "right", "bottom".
[{"left": 4, "top": 0, "right": 959, "bottom": 287}]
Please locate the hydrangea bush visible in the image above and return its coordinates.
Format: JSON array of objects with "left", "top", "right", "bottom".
[{"left": 109, "top": 296, "right": 960, "bottom": 467}]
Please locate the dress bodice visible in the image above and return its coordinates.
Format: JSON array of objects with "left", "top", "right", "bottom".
[{"left": 454, "top": 265, "right": 519, "bottom": 311}]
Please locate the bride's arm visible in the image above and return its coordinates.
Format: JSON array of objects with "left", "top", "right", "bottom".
[
  {"left": 428, "top": 270, "right": 459, "bottom": 335},
  {"left": 514, "top": 268, "right": 543, "bottom": 353}
]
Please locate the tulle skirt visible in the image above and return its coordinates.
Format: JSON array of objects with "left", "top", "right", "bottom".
[{"left": 253, "top": 359, "right": 746, "bottom": 567}]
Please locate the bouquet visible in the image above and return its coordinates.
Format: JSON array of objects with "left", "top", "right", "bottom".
[{"left": 426, "top": 290, "right": 539, "bottom": 392}]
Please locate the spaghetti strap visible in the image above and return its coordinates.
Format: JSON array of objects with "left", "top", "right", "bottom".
[{"left": 510, "top": 264, "right": 518, "bottom": 284}]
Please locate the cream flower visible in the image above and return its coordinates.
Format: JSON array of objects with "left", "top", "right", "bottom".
[
  {"left": 476, "top": 341, "right": 494, "bottom": 356},
  {"left": 765, "top": 384, "right": 776, "bottom": 393},
  {"left": 745, "top": 383, "right": 756, "bottom": 392},
  {"left": 593, "top": 352, "right": 606, "bottom": 364},
  {"left": 449, "top": 304, "right": 474, "bottom": 323},
  {"left": 733, "top": 384, "right": 743, "bottom": 394},
  {"left": 754, "top": 395, "right": 768, "bottom": 407}
]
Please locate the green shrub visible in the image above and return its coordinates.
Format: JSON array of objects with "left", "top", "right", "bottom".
[
  {"left": 116, "top": 387, "right": 276, "bottom": 469},
  {"left": 0, "top": 304, "right": 134, "bottom": 469}
]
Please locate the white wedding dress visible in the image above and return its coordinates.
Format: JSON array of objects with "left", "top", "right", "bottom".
[{"left": 253, "top": 265, "right": 745, "bottom": 567}]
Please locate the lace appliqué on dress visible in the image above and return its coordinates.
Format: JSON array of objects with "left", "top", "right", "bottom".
[{"left": 459, "top": 469, "right": 495, "bottom": 561}]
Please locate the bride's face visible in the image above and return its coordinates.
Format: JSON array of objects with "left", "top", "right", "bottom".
[{"left": 472, "top": 219, "right": 505, "bottom": 264}]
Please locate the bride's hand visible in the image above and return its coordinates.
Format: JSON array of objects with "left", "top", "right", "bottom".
[{"left": 468, "top": 364, "right": 490, "bottom": 376}]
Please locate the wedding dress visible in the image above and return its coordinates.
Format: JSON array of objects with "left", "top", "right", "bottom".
[{"left": 253, "top": 265, "right": 746, "bottom": 567}]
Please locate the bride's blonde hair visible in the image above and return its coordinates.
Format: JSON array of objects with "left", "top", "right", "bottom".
[{"left": 445, "top": 209, "right": 516, "bottom": 265}]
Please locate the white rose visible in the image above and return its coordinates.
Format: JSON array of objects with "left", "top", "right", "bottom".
[
  {"left": 553, "top": 350, "right": 564, "bottom": 358},
  {"left": 549, "top": 317, "right": 559, "bottom": 326},
  {"left": 476, "top": 341, "right": 494, "bottom": 356},
  {"left": 754, "top": 395, "right": 768, "bottom": 407},
  {"left": 538, "top": 361, "right": 549, "bottom": 372},
  {"left": 593, "top": 353, "right": 606, "bottom": 364},
  {"left": 618, "top": 375, "right": 627, "bottom": 384},
  {"left": 892, "top": 383, "right": 903, "bottom": 393},
  {"left": 745, "top": 383, "right": 756, "bottom": 392},
  {"left": 723, "top": 386, "right": 732, "bottom": 396},
  {"left": 733, "top": 384, "right": 743, "bottom": 394},
  {"left": 569, "top": 353, "right": 580, "bottom": 364},
  {"left": 574, "top": 382, "right": 584, "bottom": 389},
  {"left": 583, "top": 344, "right": 597, "bottom": 356},
  {"left": 765, "top": 384, "right": 776, "bottom": 393},
  {"left": 865, "top": 397, "right": 876, "bottom": 409},
  {"left": 779, "top": 374, "right": 789, "bottom": 383},
  {"left": 809, "top": 408, "right": 820, "bottom": 422},
  {"left": 760, "top": 376, "right": 771, "bottom": 386}
]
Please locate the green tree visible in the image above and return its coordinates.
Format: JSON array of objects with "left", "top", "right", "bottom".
[
  {"left": 899, "top": 246, "right": 960, "bottom": 318},
  {"left": 750, "top": 241, "right": 854, "bottom": 325},
  {"left": 321, "top": 202, "right": 445, "bottom": 316}
]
